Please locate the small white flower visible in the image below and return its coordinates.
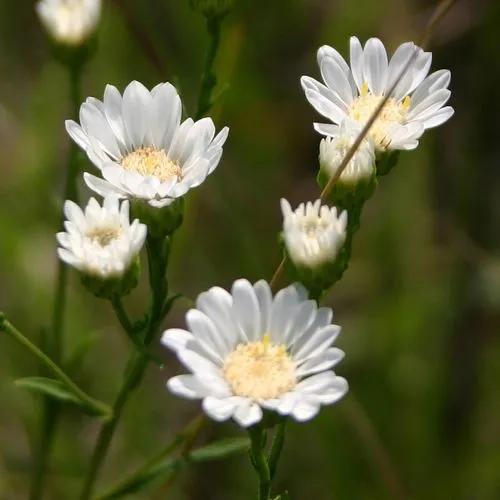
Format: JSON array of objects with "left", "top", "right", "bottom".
[
  {"left": 66, "top": 81, "right": 229, "bottom": 208},
  {"left": 281, "top": 199, "right": 347, "bottom": 269},
  {"left": 57, "top": 196, "right": 147, "bottom": 278},
  {"left": 301, "top": 36, "right": 454, "bottom": 151},
  {"left": 36, "top": 0, "right": 101, "bottom": 46},
  {"left": 319, "top": 119, "right": 375, "bottom": 184},
  {"left": 162, "top": 279, "right": 348, "bottom": 427}
]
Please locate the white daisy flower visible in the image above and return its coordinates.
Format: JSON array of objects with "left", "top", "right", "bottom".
[
  {"left": 57, "top": 196, "right": 147, "bottom": 279},
  {"left": 319, "top": 119, "right": 375, "bottom": 184},
  {"left": 65, "top": 81, "right": 229, "bottom": 208},
  {"left": 36, "top": 0, "right": 101, "bottom": 46},
  {"left": 162, "top": 279, "right": 348, "bottom": 427},
  {"left": 301, "top": 36, "right": 454, "bottom": 151},
  {"left": 281, "top": 199, "right": 347, "bottom": 270}
]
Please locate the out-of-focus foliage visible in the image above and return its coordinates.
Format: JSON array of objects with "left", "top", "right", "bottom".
[{"left": 0, "top": 0, "right": 499, "bottom": 498}]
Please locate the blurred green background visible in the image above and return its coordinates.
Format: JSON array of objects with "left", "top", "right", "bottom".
[{"left": 0, "top": 0, "right": 499, "bottom": 498}]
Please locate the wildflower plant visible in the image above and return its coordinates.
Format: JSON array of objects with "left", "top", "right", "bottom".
[{"left": 0, "top": 1, "right": 459, "bottom": 499}]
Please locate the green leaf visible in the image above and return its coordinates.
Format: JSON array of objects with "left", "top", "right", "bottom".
[
  {"left": 189, "top": 437, "right": 250, "bottom": 462},
  {"left": 15, "top": 377, "right": 101, "bottom": 416},
  {"left": 98, "top": 437, "right": 250, "bottom": 499}
]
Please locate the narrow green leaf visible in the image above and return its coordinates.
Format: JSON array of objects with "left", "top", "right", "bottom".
[
  {"left": 189, "top": 437, "right": 250, "bottom": 462},
  {"left": 15, "top": 377, "right": 102, "bottom": 416},
  {"left": 98, "top": 437, "right": 250, "bottom": 499}
]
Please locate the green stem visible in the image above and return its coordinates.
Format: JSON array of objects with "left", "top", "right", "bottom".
[
  {"left": 196, "top": 13, "right": 224, "bottom": 119},
  {"left": 249, "top": 426, "right": 271, "bottom": 500},
  {"left": 0, "top": 314, "right": 111, "bottom": 418},
  {"left": 79, "top": 234, "right": 170, "bottom": 500},
  {"left": 268, "top": 420, "right": 286, "bottom": 480},
  {"left": 29, "top": 61, "right": 84, "bottom": 500}
]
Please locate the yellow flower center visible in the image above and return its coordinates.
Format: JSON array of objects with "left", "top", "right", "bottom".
[
  {"left": 348, "top": 82, "right": 411, "bottom": 150},
  {"left": 121, "top": 147, "right": 182, "bottom": 183},
  {"left": 223, "top": 335, "right": 296, "bottom": 400},
  {"left": 86, "top": 227, "right": 121, "bottom": 247}
]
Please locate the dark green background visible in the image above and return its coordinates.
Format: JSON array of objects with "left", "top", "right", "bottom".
[{"left": 0, "top": 0, "right": 499, "bottom": 498}]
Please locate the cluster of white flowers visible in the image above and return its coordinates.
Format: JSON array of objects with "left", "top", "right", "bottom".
[
  {"left": 44, "top": 22, "right": 453, "bottom": 426},
  {"left": 36, "top": 0, "right": 101, "bottom": 46}
]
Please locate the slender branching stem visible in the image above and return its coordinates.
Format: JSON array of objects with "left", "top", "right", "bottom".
[
  {"left": 268, "top": 420, "right": 286, "bottom": 480},
  {"left": 79, "top": 234, "right": 170, "bottom": 500},
  {"left": 29, "top": 61, "right": 84, "bottom": 500},
  {"left": 196, "top": 13, "right": 224, "bottom": 119}
]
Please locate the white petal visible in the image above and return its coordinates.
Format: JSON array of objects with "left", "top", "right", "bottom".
[
  {"left": 363, "top": 38, "right": 388, "bottom": 95},
  {"left": 290, "top": 395, "right": 321, "bottom": 422},
  {"left": 177, "top": 348, "right": 220, "bottom": 377},
  {"left": 253, "top": 280, "right": 272, "bottom": 334},
  {"left": 161, "top": 328, "right": 194, "bottom": 352},
  {"left": 84, "top": 172, "right": 128, "bottom": 199},
  {"left": 186, "top": 309, "right": 227, "bottom": 362},
  {"left": 349, "top": 36, "right": 364, "bottom": 92},
  {"left": 407, "top": 89, "right": 451, "bottom": 122},
  {"left": 301, "top": 76, "right": 347, "bottom": 124},
  {"left": 421, "top": 106, "right": 454, "bottom": 129},
  {"left": 313, "top": 122, "right": 340, "bottom": 136},
  {"left": 103, "top": 84, "right": 127, "bottom": 149},
  {"left": 293, "top": 324, "right": 340, "bottom": 363},
  {"left": 231, "top": 279, "right": 261, "bottom": 342},
  {"left": 167, "top": 374, "right": 210, "bottom": 399},
  {"left": 122, "top": 81, "right": 152, "bottom": 149},
  {"left": 202, "top": 396, "right": 238, "bottom": 421},
  {"left": 410, "top": 69, "right": 451, "bottom": 107},
  {"left": 296, "top": 372, "right": 348, "bottom": 404},
  {"left": 150, "top": 82, "right": 181, "bottom": 150},
  {"left": 320, "top": 56, "right": 354, "bottom": 105},
  {"left": 233, "top": 400, "right": 263, "bottom": 427},
  {"left": 295, "top": 348, "right": 345, "bottom": 377}
]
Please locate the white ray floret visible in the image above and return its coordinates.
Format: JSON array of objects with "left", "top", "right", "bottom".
[
  {"left": 36, "top": 0, "right": 101, "bottom": 46},
  {"left": 66, "top": 81, "right": 229, "bottom": 208},
  {"left": 319, "top": 119, "right": 375, "bottom": 184},
  {"left": 57, "top": 196, "right": 147, "bottom": 278},
  {"left": 281, "top": 199, "right": 347, "bottom": 269},
  {"left": 162, "top": 279, "right": 348, "bottom": 427},
  {"left": 301, "top": 36, "right": 454, "bottom": 151}
]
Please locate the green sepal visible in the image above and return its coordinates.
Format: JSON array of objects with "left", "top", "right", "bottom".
[
  {"left": 81, "top": 258, "right": 140, "bottom": 300},
  {"left": 189, "top": 0, "right": 233, "bottom": 17},
  {"left": 48, "top": 34, "right": 98, "bottom": 70},
  {"left": 317, "top": 166, "right": 377, "bottom": 210},
  {"left": 376, "top": 150, "right": 400, "bottom": 176},
  {"left": 132, "top": 198, "right": 184, "bottom": 239}
]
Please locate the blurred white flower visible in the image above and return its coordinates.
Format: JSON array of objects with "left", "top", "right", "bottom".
[
  {"left": 66, "top": 81, "right": 229, "bottom": 208},
  {"left": 36, "top": 0, "right": 101, "bottom": 46},
  {"left": 57, "top": 196, "right": 146, "bottom": 279},
  {"left": 162, "top": 279, "right": 348, "bottom": 427},
  {"left": 319, "top": 119, "right": 375, "bottom": 184},
  {"left": 281, "top": 199, "right": 347, "bottom": 269},
  {"left": 301, "top": 36, "right": 454, "bottom": 151}
]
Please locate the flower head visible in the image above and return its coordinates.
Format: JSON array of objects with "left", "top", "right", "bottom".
[
  {"left": 281, "top": 199, "right": 347, "bottom": 270},
  {"left": 162, "top": 279, "right": 348, "bottom": 427},
  {"left": 57, "top": 196, "right": 146, "bottom": 279},
  {"left": 66, "top": 81, "right": 229, "bottom": 208},
  {"left": 36, "top": 0, "right": 101, "bottom": 46},
  {"left": 319, "top": 119, "right": 375, "bottom": 185},
  {"left": 301, "top": 37, "right": 454, "bottom": 151}
]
